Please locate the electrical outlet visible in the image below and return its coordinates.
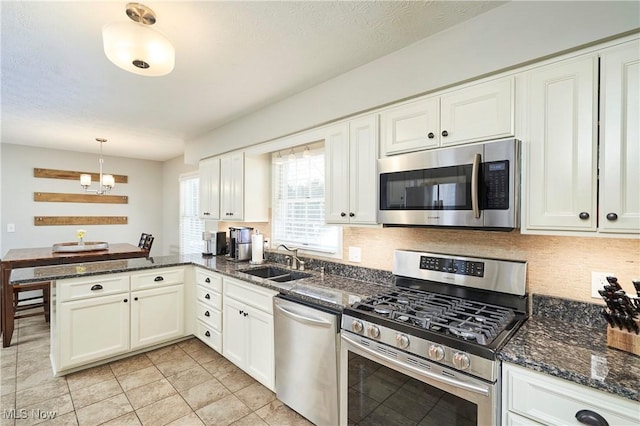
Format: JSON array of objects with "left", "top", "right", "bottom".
[
  {"left": 348, "top": 246, "right": 362, "bottom": 263},
  {"left": 592, "top": 271, "right": 614, "bottom": 298}
]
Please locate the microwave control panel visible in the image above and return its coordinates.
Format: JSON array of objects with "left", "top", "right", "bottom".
[
  {"left": 419, "top": 255, "right": 485, "bottom": 277},
  {"left": 484, "top": 160, "right": 509, "bottom": 209}
]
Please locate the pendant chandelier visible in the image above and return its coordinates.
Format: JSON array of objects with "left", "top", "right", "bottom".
[
  {"left": 80, "top": 138, "right": 115, "bottom": 195},
  {"left": 102, "top": 3, "right": 175, "bottom": 76}
]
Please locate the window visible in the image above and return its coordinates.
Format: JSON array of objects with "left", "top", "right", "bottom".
[
  {"left": 272, "top": 146, "right": 341, "bottom": 256},
  {"left": 179, "top": 172, "right": 204, "bottom": 254}
]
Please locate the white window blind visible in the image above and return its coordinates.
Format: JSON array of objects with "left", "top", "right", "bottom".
[
  {"left": 272, "top": 147, "right": 340, "bottom": 255},
  {"left": 179, "top": 173, "right": 204, "bottom": 254}
]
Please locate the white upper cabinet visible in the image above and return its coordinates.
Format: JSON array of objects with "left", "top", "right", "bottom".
[
  {"left": 524, "top": 54, "right": 598, "bottom": 232},
  {"left": 381, "top": 76, "right": 514, "bottom": 155},
  {"left": 217, "top": 152, "right": 270, "bottom": 222},
  {"left": 199, "top": 157, "right": 220, "bottom": 220},
  {"left": 599, "top": 40, "right": 640, "bottom": 234},
  {"left": 325, "top": 115, "right": 379, "bottom": 224},
  {"left": 522, "top": 38, "right": 639, "bottom": 236}
]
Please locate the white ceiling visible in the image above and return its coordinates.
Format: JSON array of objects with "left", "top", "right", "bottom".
[{"left": 1, "top": 1, "right": 505, "bottom": 161}]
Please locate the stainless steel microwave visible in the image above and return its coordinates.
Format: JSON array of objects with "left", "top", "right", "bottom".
[{"left": 377, "top": 139, "right": 520, "bottom": 230}]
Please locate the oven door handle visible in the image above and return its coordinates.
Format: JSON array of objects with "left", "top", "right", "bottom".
[
  {"left": 471, "top": 153, "right": 481, "bottom": 219},
  {"left": 342, "top": 334, "right": 490, "bottom": 396}
]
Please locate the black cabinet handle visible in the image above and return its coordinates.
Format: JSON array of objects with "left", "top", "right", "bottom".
[
  {"left": 123, "top": 298, "right": 128, "bottom": 303},
  {"left": 340, "top": 212, "right": 346, "bottom": 217},
  {"left": 134, "top": 297, "right": 138, "bottom": 301},
  {"left": 349, "top": 212, "right": 355, "bottom": 217},
  {"left": 243, "top": 312, "right": 248, "bottom": 317},
  {"left": 203, "top": 212, "right": 210, "bottom": 216},
  {"left": 90, "top": 284, "right": 103, "bottom": 291},
  {"left": 205, "top": 311, "right": 210, "bottom": 317},
  {"left": 205, "top": 294, "right": 211, "bottom": 300},
  {"left": 239, "top": 310, "right": 243, "bottom": 315},
  {"left": 575, "top": 410, "right": 609, "bottom": 426},
  {"left": 205, "top": 331, "right": 210, "bottom": 337},
  {"left": 579, "top": 212, "right": 590, "bottom": 220},
  {"left": 427, "top": 132, "right": 435, "bottom": 139},
  {"left": 154, "top": 276, "right": 164, "bottom": 282},
  {"left": 205, "top": 277, "right": 211, "bottom": 283},
  {"left": 606, "top": 212, "right": 618, "bottom": 221},
  {"left": 441, "top": 130, "right": 449, "bottom": 137}
]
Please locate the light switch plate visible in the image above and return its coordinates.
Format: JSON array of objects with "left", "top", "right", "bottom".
[
  {"left": 348, "top": 246, "right": 362, "bottom": 263},
  {"left": 7, "top": 223, "right": 15, "bottom": 233}
]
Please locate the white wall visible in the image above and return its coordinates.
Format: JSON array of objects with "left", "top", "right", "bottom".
[
  {"left": 0, "top": 143, "right": 164, "bottom": 256},
  {"left": 185, "top": 1, "right": 640, "bottom": 162},
  {"left": 161, "top": 155, "right": 198, "bottom": 255}
]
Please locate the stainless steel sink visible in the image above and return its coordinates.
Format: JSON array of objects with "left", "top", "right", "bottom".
[{"left": 241, "top": 266, "right": 311, "bottom": 282}]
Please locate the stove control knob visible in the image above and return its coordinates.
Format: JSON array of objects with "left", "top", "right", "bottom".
[
  {"left": 452, "top": 352, "right": 471, "bottom": 370},
  {"left": 367, "top": 325, "right": 381, "bottom": 339},
  {"left": 428, "top": 345, "right": 445, "bottom": 361},
  {"left": 352, "top": 320, "right": 364, "bottom": 333},
  {"left": 396, "top": 334, "right": 410, "bottom": 349}
]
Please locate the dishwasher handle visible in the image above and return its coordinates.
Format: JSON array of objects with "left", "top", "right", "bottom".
[{"left": 274, "top": 303, "right": 334, "bottom": 328}]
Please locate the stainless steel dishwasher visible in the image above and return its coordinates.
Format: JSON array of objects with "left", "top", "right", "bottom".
[{"left": 273, "top": 295, "right": 340, "bottom": 426}]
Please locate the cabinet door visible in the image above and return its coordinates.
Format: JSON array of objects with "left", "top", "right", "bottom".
[
  {"left": 349, "top": 115, "right": 379, "bottom": 224},
  {"left": 220, "top": 153, "right": 244, "bottom": 220},
  {"left": 525, "top": 55, "right": 598, "bottom": 231},
  {"left": 325, "top": 122, "right": 350, "bottom": 223},
  {"left": 440, "top": 77, "right": 514, "bottom": 147},
  {"left": 130, "top": 285, "right": 184, "bottom": 350},
  {"left": 599, "top": 41, "right": 640, "bottom": 234},
  {"left": 245, "top": 306, "right": 275, "bottom": 391},
  {"left": 381, "top": 97, "right": 439, "bottom": 155},
  {"left": 199, "top": 157, "right": 220, "bottom": 220},
  {"left": 59, "top": 294, "right": 129, "bottom": 369},
  {"left": 222, "top": 296, "right": 246, "bottom": 368}
]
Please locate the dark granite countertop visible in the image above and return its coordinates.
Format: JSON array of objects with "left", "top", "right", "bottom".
[
  {"left": 10, "top": 253, "right": 391, "bottom": 310},
  {"left": 499, "top": 296, "right": 640, "bottom": 403}
]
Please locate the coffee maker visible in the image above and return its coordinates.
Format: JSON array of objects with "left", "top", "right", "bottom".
[
  {"left": 202, "top": 231, "right": 227, "bottom": 256},
  {"left": 228, "top": 227, "right": 253, "bottom": 261}
]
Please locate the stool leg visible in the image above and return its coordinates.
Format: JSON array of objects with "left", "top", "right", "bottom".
[{"left": 43, "top": 286, "right": 50, "bottom": 323}]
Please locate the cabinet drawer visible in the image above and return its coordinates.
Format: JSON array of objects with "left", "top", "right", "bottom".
[
  {"left": 504, "top": 364, "right": 639, "bottom": 425},
  {"left": 58, "top": 274, "right": 129, "bottom": 302},
  {"left": 196, "top": 285, "right": 221, "bottom": 310},
  {"left": 196, "top": 320, "right": 222, "bottom": 353},
  {"left": 131, "top": 268, "right": 184, "bottom": 290},
  {"left": 196, "top": 301, "right": 221, "bottom": 330},
  {"left": 195, "top": 269, "right": 223, "bottom": 292},
  {"left": 223, "top": 277, "right": 277, "bottom": 314}
]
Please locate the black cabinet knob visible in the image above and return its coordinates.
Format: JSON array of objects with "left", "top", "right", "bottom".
[
  {"left": 205, "top": 311, "right": 210, "bottom": 317},
  {"left": 575, "top": 409, "right": 609, "bottom": 426},
  {"left": 427, "top": 132, "right": 435, "bottom": 139},
  {"left": 579, "top": 212, "right": 590, "bottom": 220},
  {"left": 606, "top": 212, "right": 618, "bottom": 221},
  {"left": 90, "top": 284, "right": 103, "bottom": 291},
  {"left": 134, "top": 297, "right": 138, "bottom": 301},
  {"left": 340, "top": 212, "right": 346, "bottom": 217},
  {"left": 441, "top": 130, "right": 449, "bottom": 137},
  {"left": 205, "top": 294, "right": 211, "bottom": 300},
  {"left": 205, "top": 331, "right": 210, "bottom": 337},
  {"left": 205, "top": 277, "right": 211, "bottom": 283},
  {"left": 349, "top": 212, "right": 355, "bottom": 217},
  {"left": 123, "top": 299, "right": 128, "bottom": 303}
]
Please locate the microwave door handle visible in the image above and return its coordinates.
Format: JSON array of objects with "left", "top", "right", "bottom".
[{"left": 471, "top": 153, "right": 481, "bottom": 219}]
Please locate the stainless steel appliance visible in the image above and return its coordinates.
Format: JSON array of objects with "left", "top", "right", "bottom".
[
  {"left": 202, "top": 231, "right": 227, "bottom": 256},
  {"left": 228, "top": 227, "right": 253, "bottom": 261},
  {"left": 340, "top": 249, "right": 527, "bottom": 425},
  {"left": 274, "top": 296, "right": 340, "bottom": 426},
  {"left": 378, "top": 139, "right": 520, "bottom": 229}
]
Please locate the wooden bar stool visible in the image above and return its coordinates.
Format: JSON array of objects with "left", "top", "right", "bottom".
[
  {"left": 138, "top": 233, "right": 154, "bottom": 254},
  {"left": 13, "top": 281, "right": 50, "bottom": 322}
]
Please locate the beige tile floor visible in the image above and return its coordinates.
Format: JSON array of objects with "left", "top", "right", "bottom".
[{"left": 0, "top": 315, "right": 315, "bottom": 426}]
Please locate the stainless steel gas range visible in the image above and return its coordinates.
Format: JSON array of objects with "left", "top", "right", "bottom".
[{"left": 339, "top": 250, "right": 527, "bottom": 426}]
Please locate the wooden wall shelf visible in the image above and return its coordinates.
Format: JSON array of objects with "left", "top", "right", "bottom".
[
  {"left": 34, "top": 192, "right": 128, "bottom": 204},
  {"left": 34, "top": 168, "right": 128, "bottom": 184},
  {"left": 34, "top": 216, "right": 128, "bottom": 226}
]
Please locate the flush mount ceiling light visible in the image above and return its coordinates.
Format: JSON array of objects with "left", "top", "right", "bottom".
[
  {"left": 80, "top": 138, "right": 115, "bottom": 195},
  {"left": 102, "top": 3, "right": 175, "bottom": 76}
]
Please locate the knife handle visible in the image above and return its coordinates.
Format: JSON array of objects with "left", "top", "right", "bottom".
[{"left": 632, "top": 279, "right": 640, "bottom": 297}]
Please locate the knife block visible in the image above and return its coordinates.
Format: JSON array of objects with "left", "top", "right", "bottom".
[{"left": 606, "top": 322, "right": 640, "bottom": 356}]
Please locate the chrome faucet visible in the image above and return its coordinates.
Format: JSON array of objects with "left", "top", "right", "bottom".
[{"left": 277, "top": 244, "right": 303, "bottom": 270}]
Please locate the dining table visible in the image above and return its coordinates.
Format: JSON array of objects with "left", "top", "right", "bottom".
[{"left": 1, "top": 243, "right": 149, "bottom": 347}]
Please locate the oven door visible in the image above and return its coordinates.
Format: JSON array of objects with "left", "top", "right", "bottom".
[{"left": 340, "top": 331, "right": 499, "bottom": 426}]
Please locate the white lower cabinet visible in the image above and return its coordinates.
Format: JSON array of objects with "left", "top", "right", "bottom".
[
  {"left": 54, "top": 268, "right": 186, "bottom": 374},
  {"left": 502, "top": 363, "right": 639, "bottom": 425},
  {"left": 222, "top": 277, "right": 277, "bottom": 391}
]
